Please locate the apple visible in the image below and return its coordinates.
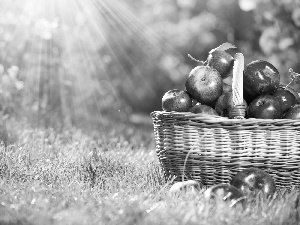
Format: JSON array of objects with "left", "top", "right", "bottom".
[
  {"left": 185, "top": 66, "right": 223, "bottom": 107},
  {"left": 273, "top": 89, "right": 296, "bottom": 114},
  {"left": 282, "top": 104, "right": 300, "bottom": 119},
  {"left": 230, "top": 168, "right": 276, "bottom": 198},
  {"left": 190, "top": 103, "right": 219, "bottom": 116},
  {"left": 215, "top": 94, "right": 228, "bottom": 117},
  {"left": 278, "top": 85, "right": 300, "bottom": 104},
  {"left": 204, "top": 184, "right": 246, "bottom": 206},
  {"left": 243, "top": 60, "right": 280, "bottom": 103},
  {"left": 207, "top": 50, "right": 234, "bottom": 79},
  {"left": 191, "top": 98, "right": 198, "bottom": 107},
  {"left": 215, "top": 91, "right": 248, "bottom": 117},
  {"left": 169, "top": 180, "right": 202, "bottom": 194},
  {"left": 162, "top": 89, "right": 192, "bottom": 112},
  {"left": 248, "top": 94, "right": 282, "bottom": 119},
  {"left": 222, "top": 81, "right": 232, "bottom": 93}
]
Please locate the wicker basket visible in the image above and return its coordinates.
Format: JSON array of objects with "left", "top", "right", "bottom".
[
  {"left": 151, "top": 111, "right": 300, "bottom": 190},
  {"left": 151, "top": 52, "right": 300, "bottom": 190}
]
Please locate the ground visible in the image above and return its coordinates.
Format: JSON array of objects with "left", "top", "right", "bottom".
[{"left": 0, "top": 118, "right": 299, "bottom": 225}]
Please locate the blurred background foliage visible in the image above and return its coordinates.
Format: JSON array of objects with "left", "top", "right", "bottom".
[{"left": 0, "top": 0, "right": 299, "bottom": 130}]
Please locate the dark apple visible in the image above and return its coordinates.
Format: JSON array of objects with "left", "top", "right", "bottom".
[
  {"left": 283, "top": 104, "right": 300, "bottom": 119},
  {"left": 215, "top": 91, "right": 248, "bottom": 117},
  {"left": 190, "top": 103, "right": 219, "bottom": 116},
  {"left": 230, "top": 168, "right": 276, "bottom": 198},
  {"left": 222, "top": 81, "right": 232, "bottom": 93},
  {"left": 185, "top": 66, "right": 223, "bottom": 107},
  {"left": 273, "top": 89, "right": 296, "bottom": 114},
  {"left": 162, "top": 89, "right": 192, "bottom": 112},
  {"left": 204, "top": 184, "right": 246, "bottom": 206},
  {"left": 278, "top": 85, "right": 300, "bottom": 104},
  {"left": 248, "top": 94, "right": 281, "bottom": 119},
  {"left": 207, "top": 50, "right": 234, "bottom": 79},
  {"left": 215, "top": 94, "right": 228, "bottom": 117},
  {"left": 191, "top": 98, "right": 198, "bottom": 107},
  {"left": 243, "top": 60, "right": 280, "bottom": 103}
]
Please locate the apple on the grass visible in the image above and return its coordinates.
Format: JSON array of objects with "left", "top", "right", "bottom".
[
  {"left": 248, "top": 94, "right": 282, "bottom": 119},
  {"left": 243, "top": 60, "right": 280, "bottom": 104},
  {"left": 169, "top": 180, "right": 201, "bottom": 194},
  {"left": 162, "top": 89, "right": 192, "bottom": 112},
  {"left": 185, "top": 66, "right": 223, "bottom": 107},
  {"left": 230, "top": 168, "right": 276, "bottom": 198},
  {"left": 204, "top": 184, "right": 246, "bottom": 207},
  {"left": 190, "top": 103, "right": 219, "bottom": 116}
]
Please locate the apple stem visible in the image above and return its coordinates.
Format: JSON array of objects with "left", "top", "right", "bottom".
[
  {"left": 188, "top": 54, "right": 206, "bottom": 65},
  {"left": 285, "top": 79, "right": 294, "bottom": 89},
  {"left": 285, "top": 68, "right": 299, "bottom": 89}
]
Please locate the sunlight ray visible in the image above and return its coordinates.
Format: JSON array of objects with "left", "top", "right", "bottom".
[
  {"left": 91, "top": 0, "right": 180, "bottom": 80},
  {"left": 70, "top": 0, "right": 142, "bottom": 110},
  {"left": 0, "top": 0, "right": 186, "bottom": 128},
  {"left": 89, "top": 1, "right": 148, "bottom": 104},
  {"left": 55, "top": 0, "right": 93, "bottom": 127},
  {"left": 94, "top": 0, "right": 163, "bottom": 57},
  {"left": 13, "top": 0, "right": 44, "bottom": 125},
  {"left": 52, "top": 0, "right": 73, "bottom": 127},
  {"left": 73, "top": 0, "right": 128, "bottom": 128},
  {"left": 57, "top": 0, "right": 120, "bottom": 128},
  {"left": 73, "top": 0, "right": 126, "bottom": 100},
  {"left": 90, "top": 0, "right": 169, "bottom": 103},
  {"left": 104, "top": 0, "right": 180, "bottom": 57}
]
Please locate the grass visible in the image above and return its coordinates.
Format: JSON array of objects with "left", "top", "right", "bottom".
[{"left": 0, "top": 118, "right": 300, "bottom": 225}]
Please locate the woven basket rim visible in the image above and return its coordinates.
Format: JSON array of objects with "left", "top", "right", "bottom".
[{"left": 151, "top": 111, "right": 300, "bottom": 124}]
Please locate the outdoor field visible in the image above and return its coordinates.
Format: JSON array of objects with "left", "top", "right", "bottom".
[
  {"left": 1, "top": 119, "right": 300, "bottom": 225},
  {"left": 1, "top": 0, "right": 300, "bottom": 224}
]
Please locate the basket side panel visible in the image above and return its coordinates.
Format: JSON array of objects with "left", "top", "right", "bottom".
[
  {"left": 152, "top": 115, "right": 204, "bottom": 183},
  {"left": 151, "top": 112, "right": 300, "bottom": 190}
]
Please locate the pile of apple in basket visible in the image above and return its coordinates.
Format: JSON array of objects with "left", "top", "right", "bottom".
[{"left": 162, "top": 43, "right": 300, "bottom": 119}]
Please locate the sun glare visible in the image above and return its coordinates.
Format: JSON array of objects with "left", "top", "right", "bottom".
[{"left": 0, "top": 0, "right": 173, "bottom": 128}]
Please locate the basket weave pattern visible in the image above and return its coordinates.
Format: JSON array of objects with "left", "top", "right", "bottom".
[{"left": 151, "top": 111, "right": 300, "bottom": 190}]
